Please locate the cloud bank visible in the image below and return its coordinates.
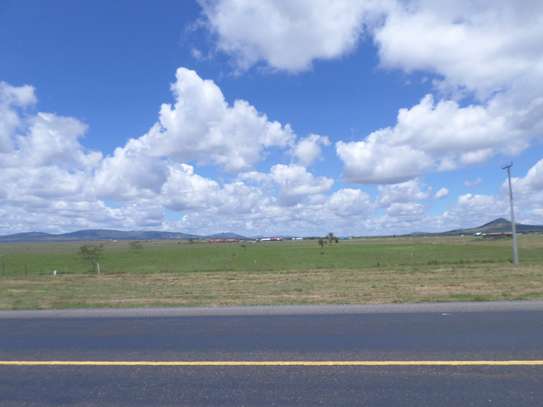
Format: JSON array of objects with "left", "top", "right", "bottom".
[
  {"left": 201, "top": 0, "right": 543, "bottom": 184},
  {"left": 2, "top": 0, "right": 543, "bottom": 235}
]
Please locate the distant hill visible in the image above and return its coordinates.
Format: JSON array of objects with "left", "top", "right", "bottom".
[
  {"left": 206, "top": 232, "right": 250, "bottom": 240},
  {"left": 2, "top": 218, "right": 541, "bottom": 242},
  {"left": 0, "top": 232, "right": 52, "bottom": 241},
  {"left": 0, "top": 229, "right": 248, "bottom": 242},
  {"left": 436, "top": 218, "right": 543, "bottom": 236}
]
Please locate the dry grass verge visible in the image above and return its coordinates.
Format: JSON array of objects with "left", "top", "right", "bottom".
[{"left": 2, "top": 264, "right": 543, "bottom": 310}]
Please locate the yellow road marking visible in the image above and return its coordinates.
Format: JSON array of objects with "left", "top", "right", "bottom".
[{"left": 1, "top": 360, "right": 543, "bottom": 366}]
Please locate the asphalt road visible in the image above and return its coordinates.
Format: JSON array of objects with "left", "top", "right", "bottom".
[{"left": 1, "top": 302, "right": 543, "bottom": 406}]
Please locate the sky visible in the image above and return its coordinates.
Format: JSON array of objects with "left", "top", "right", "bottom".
[{"left": 1, "top": 0, "right": 542, "bottom": 236}]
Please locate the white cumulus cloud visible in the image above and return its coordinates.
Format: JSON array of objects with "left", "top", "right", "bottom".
[
  {"left": 95, "top": 67, "right": 297, "bottom": 200},
  {"left": 292, "top": 134, "right": 330, "bottom": 167},
  {"left": 141, "top": 67, "right": 294, "bottom": 171},
  {"left": 327, "top": 188, "right": 372, "bottom": 217},
  {"left": 374, "top": 0, "right": 543, "bottom": 99},
  {"left": 434, "top": 187, "right": 449, "bottom": 199},
  {"left": 336, "top": 93, "right": 531, "bottom": 183},
  {"left": 0, "top": 82, "right": 37, "bottom": 153},
  {"left": 378, "top": 179, "right": 431, "bottom": 206},
  {"left": 508, "top": 159, "right": 543, "bottom": 223},
  {"left": 337, "top": 137, "right": 433, "bottom": 184},
  {"left": 270, "top": 164, "right": 334, "bottom": 205},
  {"left": 340, "top": 0, "right": 543, "bottom": 184},
  {"left": 198, "top": 0, "right": 388, "bottom": 72},
  {"left": 464, "top": 178, "right": 482, "bottom": 188}
]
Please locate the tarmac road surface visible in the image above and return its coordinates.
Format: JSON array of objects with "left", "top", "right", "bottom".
[{"left": 1, "top": 301, "right": 543, "bottom": 406}]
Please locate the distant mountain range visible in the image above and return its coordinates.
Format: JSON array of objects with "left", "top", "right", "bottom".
[
  {"left": 0, "top": 218, "right": 541, "bottom": 242},
  {"left": 0, "top": 229, "right": 249, "bottom": 243},
  {"left": 413, "top": 218, "right": 543, "bottom": 236},
  {"left": 206, "top": 232, "right": 249, "bottom": 240}
]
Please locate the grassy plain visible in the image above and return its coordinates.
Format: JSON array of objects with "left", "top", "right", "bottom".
[{"left": 1, "top": 235, "right": 542, "bottom": 309}]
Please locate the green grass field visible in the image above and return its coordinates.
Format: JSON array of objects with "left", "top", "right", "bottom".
[{"left": 1, "top": 235, "right": 543, "bottom": 309}]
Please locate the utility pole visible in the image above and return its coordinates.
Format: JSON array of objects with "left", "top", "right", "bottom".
[{"left": 502, "top": 163, "right": 519, "bottom": 265}]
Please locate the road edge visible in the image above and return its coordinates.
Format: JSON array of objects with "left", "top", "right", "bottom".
[{"left": 1, "top": 300, "right": 543, "bottom": 319}]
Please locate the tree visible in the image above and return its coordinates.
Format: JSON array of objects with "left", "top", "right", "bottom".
[
  {"left": 78, "top": 244, "right": 104, "bottom": 273},
  {"left": 327, "top": 232, "right": 338, "bottom": 244}
]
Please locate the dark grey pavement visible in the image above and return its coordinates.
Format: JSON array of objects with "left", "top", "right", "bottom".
[{"left": 1, "top": 302, "right": 543, "bottom": 406}]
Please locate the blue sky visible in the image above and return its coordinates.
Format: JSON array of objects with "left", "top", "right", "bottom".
[{"left": 1, "top": 0, "right": 542, "bottom": 235}]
